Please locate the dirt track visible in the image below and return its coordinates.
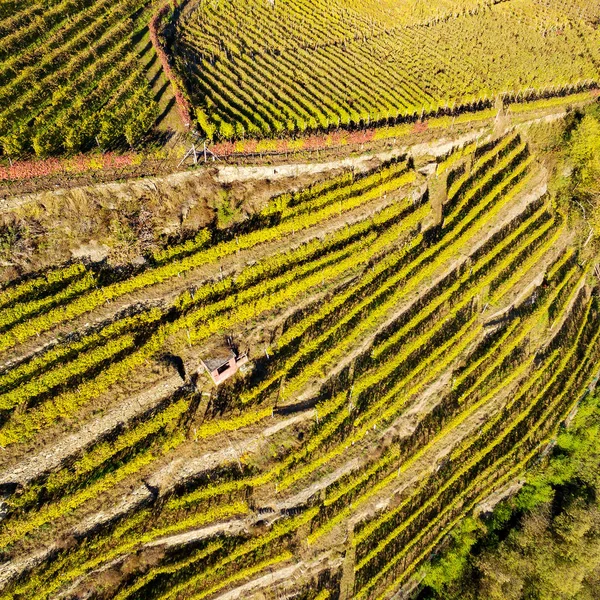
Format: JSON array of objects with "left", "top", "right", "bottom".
[
  {"left": 0, "top": 107, "right": 573, "bottom": 217},
  {"left": 0, "top": 375, "right": 183, "bottom": 487},
  {"left": 0, "top": 130, "right": 487, "bottom": 214}
]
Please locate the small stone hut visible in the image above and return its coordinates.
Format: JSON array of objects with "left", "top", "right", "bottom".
[{"left": 201, "top": 349, "right": 248, "bottom": 385}]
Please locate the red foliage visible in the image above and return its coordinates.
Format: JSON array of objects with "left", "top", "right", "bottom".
[
  {"left": 0, "top": 153, "right": 135, "bottom": 181},
  {"left": 348, "top": 129, "right": 376, "bottom": 144},
  {"left": 211, "top": 141, "right": 235, "bottom": 156},
  {"left": 412, "top": 121, "right": 429, "bottom": 134},
  {"left": 149, "top": 1, "right": 193, "bottom": 128},
  {"left": 242, "top": 140, "right": 258, "bottom": 154},
  {"left": 302, "top": 135, "right": 325, "bottom": 151},
  {"left": 275, "top": 139, "right": 289, "bottom": 153},
  {"left": 209, "top": 126, "right": 378, "bottom": 157}
]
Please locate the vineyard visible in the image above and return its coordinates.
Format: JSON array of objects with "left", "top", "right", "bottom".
[
  {"left": 1, "top": 0, "right": 600, "bottom": 161},
  {"left": 0, "top": 0, "right": 175, "bottom": 159},
  {"left": 0, "top": 121, "right": 598, "bottom": 600},
  {"left": 174, "top": 0, "right": 600, "bottom": 140}
]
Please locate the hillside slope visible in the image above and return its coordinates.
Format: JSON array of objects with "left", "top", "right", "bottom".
[
  {"left": 174, "top": 0, "right": 600, "bottom": 140},
  {"left": 1, "top": 0, "right": 599, "bottom": 159},
  {"left": 0, "top": 123, "right": 598, "bottom": 599}
]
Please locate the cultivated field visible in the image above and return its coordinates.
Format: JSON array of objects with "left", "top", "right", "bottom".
[
  {"left": 1, "top": 0, "right": 599, "bottom": 596},
  {"left": 0, "top": 0, "right": 169, "bottom": 157},
  {"left": 174, "top": 0, "right": 600, "bottom": 140},
  {"left": 0, "top": 128, "right": 597, "bottom": 599},
  {"left": 1, "top": 0, "right": 599, "bottom": 159}
]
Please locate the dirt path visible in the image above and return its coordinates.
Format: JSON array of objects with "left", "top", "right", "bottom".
[
  {"left": 210, "top": 552, "right": 341, "bottom": 600},
  {"left": 0, "top": 107, "right": 572, "bottom": 218},
  {"left": 70, "top": 412, "right": 312, "bottom": 539},
  {"left": 55, "top": 519, "right": 252, "bottom": 600},
  {"left": 146, "top": 519, "right": 250, "bottom": 550},
  {"left": 0, "top": 147, "right": 402, "bottom": 214},
  {"left": 274, "top": 457, "right": 364, "bottom": 512},
  {"left": 0, "top": 374, "right": 183, "bottom": 485},
  {"left": 150, "top": 413, "right": 312, "bottom": 492},
  {"left": 0, "top": 130, "right": 486, "bottom": 215},
  {"left": 214, "top": 131, "right": 488, "bottom": 185},
  {"left": 0, "top": 546, "right": 53, "bottom": 590},
  {"left": 62, "top": 516, "right": 334, "bottom": 599},
  {"left": 474, "top": 478, "right": 525, "bottom": 516}
]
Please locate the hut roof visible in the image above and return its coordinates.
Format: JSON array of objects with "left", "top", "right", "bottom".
[{"left": 202, "top": 351, "right": 235, "bottom": 373}]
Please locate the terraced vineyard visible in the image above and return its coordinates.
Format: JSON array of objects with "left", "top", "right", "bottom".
[
  {"left": 175, "top": 0, "right": 600, "bottom": 140},
  {"left": 2, "top": 0, "right": 600, "bottom": 159},
  {"left": 0, "top": 128, "right": 597, "bottom": 599}
]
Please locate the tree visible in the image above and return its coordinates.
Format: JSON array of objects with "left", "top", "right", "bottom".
[{"left": 418, "top": 392, "right": 600, "bottom": 600}]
